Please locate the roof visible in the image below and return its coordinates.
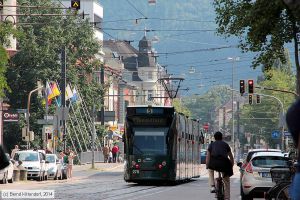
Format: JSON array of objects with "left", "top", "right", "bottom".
[
  {"left": 248, "top": 149, "right": 282, "bottom": 153},
  {"left": 104, "top": 40, "right": 142, "bottom": 81}
]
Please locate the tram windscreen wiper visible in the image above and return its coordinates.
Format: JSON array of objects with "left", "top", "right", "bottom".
[{"left": 133, "top": 144, "right": 144, "bottom": 154}]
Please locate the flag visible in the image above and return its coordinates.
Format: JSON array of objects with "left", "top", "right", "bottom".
[
  {"left": 48, "top": 82, "right": 60, "bottom": 100},
  {"left": 71, "top": 87, "right": 78, "bottom": 103},
  {"left": 66, "top": 84, "right": 73, "bottom": 100},
  {"left": 45, "top": 82, "right": 53, "bottom": 106}
]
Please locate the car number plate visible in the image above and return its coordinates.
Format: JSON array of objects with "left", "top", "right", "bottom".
[{"left": 261, "top": 172, "right": 271, "bottom": 178}]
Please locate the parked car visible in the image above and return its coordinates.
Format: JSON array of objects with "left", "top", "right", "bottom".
[
  {"left": 200, "top": 149, "right": 207, "bottom": 164},
  {"left": 46, "top": 154, "right": 62, "bottom": 180},
  {"left": 0, "top": 153, "right": 14, "bottom": 184},
  {"left": 14, "top": 150, "right": 49, "bottom": 181},
  {"left": 240, "top": 151, "right": 290, "bottom": 200}
]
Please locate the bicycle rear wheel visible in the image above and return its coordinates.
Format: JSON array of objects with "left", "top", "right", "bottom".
[
  {"left": 276, "top": 184, "right": 291, "bottom": 200},
  {"left": 217, "top": 178, "right": 224, "bottom": 200}
]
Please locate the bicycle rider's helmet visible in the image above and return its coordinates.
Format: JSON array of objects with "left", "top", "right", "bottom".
[{"left": 286, "top": 99, "right": 300, "bottom": 147}]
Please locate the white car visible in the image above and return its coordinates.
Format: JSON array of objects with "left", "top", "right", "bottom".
[
  {"left": 14, "top": 150, "right": 48, "bottom": 181},
  {"left": 0, "top": 153, "right": 14, "bottom": 184},
  {"left": 240, "top": 151, "right": 290, "bottom": 200},
  {"left": 46, "top": 154, "right": 63, "bottom": 180}
]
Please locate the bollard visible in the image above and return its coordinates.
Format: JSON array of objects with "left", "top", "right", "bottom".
[
  {"left": 18, "top": 165, "right": 28, "bottom": 181},
  {"left": 13, "top": 167, "right": 20, "bottom": 182}
]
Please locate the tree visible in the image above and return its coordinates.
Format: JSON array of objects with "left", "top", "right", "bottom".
[
  {"left": 184, "top": 85, "right": 231, "bottom": 126},
  {"left": 213, "top": 0, "right": 300, "bottom": 94},
  {"left": 4, "top": 0, "right": 103, "bottom": 148},
  {"left": 0, "top": 21, "right": 19, "bottom": 97},
  {"left": 173, "top": 98, "right": 191, "bottom": 117},
  {"left": 239, "top": 68, "right": 295, "bottom": 148}
]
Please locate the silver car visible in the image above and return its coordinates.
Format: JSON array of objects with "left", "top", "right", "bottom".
[
  {"left": 46, "top": 154, "right": 63, "bottom": 180},
  {"left": 240, "top": 151, "right": 290, "bottom": 200}
]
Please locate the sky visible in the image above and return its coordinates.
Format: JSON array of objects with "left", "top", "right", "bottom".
[{"left": 100, "top": 0, "right": 264, "bottom": 96}]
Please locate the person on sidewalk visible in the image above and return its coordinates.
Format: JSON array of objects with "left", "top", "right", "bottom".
[
  {"left": 112, "top": 144, "right": 119, "bottom": 163},
  {"left": 67, "top": 150, "right": 76, "bottom": 178},
  {"left": 108, "top": 150, "right": 113, "bottom": 163},
  {"left": 10, "top": 145, "right": 19, "bottom": 160},
  {"left": 102, "top": 145, "right": 109, "bottom": 163},
  {"left": 206, "top": 131, "right": 234, "bottom": 200}
]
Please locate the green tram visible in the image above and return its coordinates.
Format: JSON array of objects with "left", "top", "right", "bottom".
[{"left": 123, "top": 105, "right": 204, "bottom": 183}]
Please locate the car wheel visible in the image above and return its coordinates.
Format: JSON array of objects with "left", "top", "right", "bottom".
[
  {"left": 8, "top": 176, "right": 13, "bottom": 183},
  {"left": 1, "top": 172, "right": 8, "bottom": 184}
]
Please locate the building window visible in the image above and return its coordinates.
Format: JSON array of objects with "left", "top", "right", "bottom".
[
  {"left": 94, "top": 14, "right": 103, "bottom": 30},
  {"left": 148, "top": 90, "right": 153, "bottom": 101}
]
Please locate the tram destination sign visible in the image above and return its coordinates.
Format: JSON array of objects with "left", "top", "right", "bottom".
[{"left": 132, "top": 117, "right": 167, "bottom": 126}]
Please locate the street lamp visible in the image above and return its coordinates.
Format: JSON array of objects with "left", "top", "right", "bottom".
[{"left": 227, "top": 57, "right": 240, "bottom": 159}]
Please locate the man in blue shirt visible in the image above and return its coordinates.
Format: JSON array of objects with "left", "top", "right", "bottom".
[{"left": 286, "top": 100, "right": 300, "bottom": 200}]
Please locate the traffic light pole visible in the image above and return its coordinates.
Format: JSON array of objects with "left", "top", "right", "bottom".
[{"left": 255, "top": 86, "right": 299, "bottom": 97}]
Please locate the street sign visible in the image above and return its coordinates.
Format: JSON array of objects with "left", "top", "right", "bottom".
[
  {"left": 271, "top": 130, "right": 281, "bottom": 139},
  {"left": 284, "top": 131, "right": 291, "bottom": 137},
  {"left": 16, "top": 109, "right": 27, "bottom": 113},
  {"left": 3, "top": 111, "right": 19, "bottom": 122},
  {"left": 37, "top": 119, "right": 53, "bottom": 124},
  {"left": 71, "top": 0, "right": 80, "bottom": 10}
]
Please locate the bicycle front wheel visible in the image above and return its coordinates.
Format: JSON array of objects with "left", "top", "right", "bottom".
[
  {"left": 276, "top": 184, "right": 291, "bottom": 200},
  {"left": 217, "top": 179, "right": 225, "bottom": 200}
]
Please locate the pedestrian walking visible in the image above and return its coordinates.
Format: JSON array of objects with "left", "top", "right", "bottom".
[
  {"left": 102, "top": 145, "right": 109, "bottom": 163},
  {"left": 10, "top": 144, "right": 19, "bottom": 160},
  {"left": 112, "top": 144, "right": 119, "bottom": 163},
  {"left": 67, "top": 150, "right": 76, "bottom": 178}
]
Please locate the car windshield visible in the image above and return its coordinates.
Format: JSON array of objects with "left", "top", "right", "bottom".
[
  {"left": 133, "top": 127, "right": 168, "bottom": 155},
  {"left": 251, "top": 156, "right": 289, "bottom": 168},
  {"left": 46, "top": 155, "right": 55, "bottom": 163},
  {"left": 14, "top": 152, "right": 39, "bottom": 161}
]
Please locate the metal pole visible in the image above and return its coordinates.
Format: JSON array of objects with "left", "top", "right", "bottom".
[
  {"left": 231, "top": 59, "right": 235, "bottom": 159},
  {"left": 100, "top": 65, "right": 105, "bottom": 125},
  {"left": 27, "top": 86, "right": 44, "bottom": 149},
  {"left": 61, "top": 46, "right": 66, "bottom": 152},
  {"left": 92, "top": 104, "right": 95, "bottom": 169}
]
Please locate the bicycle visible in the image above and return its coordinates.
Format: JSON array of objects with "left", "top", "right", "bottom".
[
  {"left": 215, "top": 171, "right": 225, "bottom": 200},
  {"left": 265, "top": 165, "right": 295, "bottom": 200}
]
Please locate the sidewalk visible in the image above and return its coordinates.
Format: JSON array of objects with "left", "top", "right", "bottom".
[{"left": 73, "top": 162, "right": 124, "bottom": 172}]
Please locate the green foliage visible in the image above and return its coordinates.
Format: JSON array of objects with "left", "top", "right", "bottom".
[
  {"left": 213, "top": 0, "right": 298, "bottom": 71},
  {"left": 0, "top": 46, "right": 10, "bottom": 97},
  {"left": 173, "top": 98, "right": 191, "bottom": 116},
  {"left": 184, "top": 85, "right": 231, "bottom": 124},
  {"left": 239, "top": 68, "right": 295, "bottom": 148},
  {"left": 4, "top": 0, "right": 103, "bottom": 147}
]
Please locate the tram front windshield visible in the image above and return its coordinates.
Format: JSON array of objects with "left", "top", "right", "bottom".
[{"left": 133, "top": 127, "right": 168, "bottom": 155}]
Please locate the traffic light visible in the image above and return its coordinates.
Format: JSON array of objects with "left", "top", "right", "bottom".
[
  {"left": 249, "top": 94, "right": 253, "bottom": 105},
  {"left": 248, "top": 79, "right": 254, "bottom": 93},
  {"left": 256, "top": 94, "right": 261, "bottom": 104},
  {"left": 239, "top": 80, "right": 245, "bottom": 95},
  {"left": 71, "top": 0, "right": 80, "bottom": 10}
]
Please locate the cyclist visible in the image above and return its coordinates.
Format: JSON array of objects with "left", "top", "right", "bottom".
[
  {"left": 286, "top": 99, "right": 300, "bottom": 200},
  {"left": 206, "top": 131, "right": 234, "bottom": 200}
]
